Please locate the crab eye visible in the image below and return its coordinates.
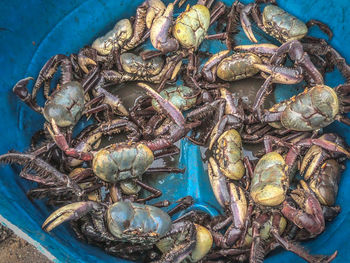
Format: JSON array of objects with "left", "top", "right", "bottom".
[
  {"left": 266, "top": 21, "right": 272, "bottom": 26},
  {"left": 282, "top": 31, "right": 288, "bottom": 36}
]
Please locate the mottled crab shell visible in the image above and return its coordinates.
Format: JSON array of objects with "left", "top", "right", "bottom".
[
  {"left": 92, "top": 19, "right": 132, "bottom": 55},
  {"left": 120, "top": 53, "right": 164, "bottom": 76},
  {"left": 173, "top": 4, "right": 210, "bottom": 50},
  {"left": 211, "top": 129, "right": 245, "bottom": 180},
  {"left": 250, "top": 152, "right": 287, "bottom": 206},
  {"left": 262, "top": 5, "right": 308, "bottom": 43},
  {"left": 43, "top": 81, "right": 85, "bottom": 127},
  {"left": 92, "top": 143, "right": 154, "bottom": 183},
  {"left": 217, "top": 53, "right": 262, "bottom": 81},
  {"left": 280, "top": 85, "right": 339, "bottom": 131},
  {"left": 152, "top": 85, "right": 197, "bottom": 112},
  {"left": 107, "top": 200, "right": 171, "bottom": 243},
  {"left": 119, "top": 179, "right": 142, "bottom": 195}
]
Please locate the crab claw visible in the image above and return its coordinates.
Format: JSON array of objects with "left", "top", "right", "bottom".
[
  {"left": 137, "top": 82, "right": 185, "bottom": 128},
  {"left": 270, "top": 40, "right": 324, "bottom": 85},
  {"left": 240, "top": 3, "right": 258, "bottom": 43},
  {"left": 13, "top": 77, "right": 33, "bottom": 99},
  {"left": 282, "top": 180, "right": 324, "bottom": 235},
  {"left": 202, "top": 50, "right": 230, "bottom": 83},
  {"left": 146, "top": 0, "right": 166, "bottom": 29},
  {"left": 150, "top": 3, "right": 179, "bottom": 53},
  {"left": 254, "top": 63, "right": 304, "bottom": 84},
  {"left": 300, "top": 145, "right": 324, "bottom": 180},
  {"left": 78, "top": 54, "right": 97, "bottom": 74},
  {"left": 13, "top": 77, "right": 42, "bottom": 113},
  {"left": 42, "top": 201, "right": 101, "bottom": 232},
  {"left": 208, "top": 157, "right": 230, "bottom": 208}
]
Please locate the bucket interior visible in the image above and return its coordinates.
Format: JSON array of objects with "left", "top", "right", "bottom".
[{"left": 0, "top": 0, "right": 349, "bottom": 262}]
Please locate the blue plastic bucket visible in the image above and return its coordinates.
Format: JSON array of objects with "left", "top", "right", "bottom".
[{"left": 0, "top": 0, "right": 349, "bottom": 262}]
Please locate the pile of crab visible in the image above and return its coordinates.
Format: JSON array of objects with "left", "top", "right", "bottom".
[{"left": 2, "top": 0, "right": 350, "bottom": 262}]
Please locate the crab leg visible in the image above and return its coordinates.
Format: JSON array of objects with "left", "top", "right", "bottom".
[
  {"left": 249, "top": 213, "right": 270, "bottom": 263},
  {"left": 167, "top": 196, "right": 194, "bottom": 216},
  {"left": 271, "top": 224, "right": 337, "bottom": 263},
  {"left": 209, "top": 1, "right": 227, "bottom": 27},
  {"left": 306, "top": 19, "right": 333, "bottom": 40},
  {"left": 234, "top": 43, "right": 279, "bottom": 55},
  {"left": 31, "top": 54, "right": 71, "bottom": 101},
  {"left": 121, "top": 1, "right": 149, "bottom": 52},
  {"left": 296, "top": 138, "right": 350, "bottom": 158},
  {"left": 252, "top": 75, "right": 274, "bottom": 120},
  {"left": 0, "top": 152, "right": 82, "bottom": 195},
  {"left": 254, "top": 64, "right": 304, "bottom": 84},
  {"left": 240, "top": 3, "right": 259, "bottom": 43}
]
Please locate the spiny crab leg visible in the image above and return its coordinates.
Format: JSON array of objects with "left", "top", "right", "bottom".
[
  {"left": 137, "top": 82, "right": 185, "bottom": 128},
  {"left": 240, "top": 3, "right": 259, "bottom": 43},
  {"left": 209, "top": 1, "right": 227, "bottom": 27},
  {"left": 42, "top": 201, "right": 100, "bottom": 232},
  {"left": 32, "top": 54, "right": 71, "bottom": 101},
  {"left": 253, "top": 64, "right": 304, "bottom": 84},
  {"left": 306, "top": 19, "right": 333, "bottom": 41},
  {"left": 296, "top": 138, "right": 350, "bottom": 158},
  {"left": 271, "top": 223, "right": 338, "bottom": 263},
  {"left": 234, "top": 43, "right": 279, "bottom": 57},
  {"left": 0, "top": 152, "right": 82, "bottom": 196}
]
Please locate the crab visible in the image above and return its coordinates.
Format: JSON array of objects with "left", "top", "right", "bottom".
[
  {"left": 13, "top": 55, "right": 129, "bottom": 139},
  {"left": 42, "top": 200, "right": 202, "bottom": 261},
  {"left": 77, "top": 0, "right": 167, "bottom": 73},
  {"left": 45, "top": 83, "right": 190, "bottom": 201},
  {"left": 130, "top": 83, "right": 220, "bottom": 143},
  {"left": 210, "top": 132, "right": 345, "bottom": 262},
  {"left": 252, "top": 83, "right": 350, "bottom": 134},
  {"left": 142, "top": 0, "right": 226, "bottom": 78},
  {"left": 100, "top": 51, "right": 184, "bottom": 89}
]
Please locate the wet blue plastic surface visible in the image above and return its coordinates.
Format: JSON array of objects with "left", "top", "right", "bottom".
[{"left": 0, "top": 0, "right": 349, "bottom": 262}]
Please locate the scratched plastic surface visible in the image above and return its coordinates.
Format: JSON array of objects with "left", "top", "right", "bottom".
[{"left": 0, "top": 0, "right": 349, "bottom": 262}]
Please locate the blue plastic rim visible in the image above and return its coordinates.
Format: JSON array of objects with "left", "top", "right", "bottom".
[{"left": 0, "top": 0, "right": 350, "bottom": 262}]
